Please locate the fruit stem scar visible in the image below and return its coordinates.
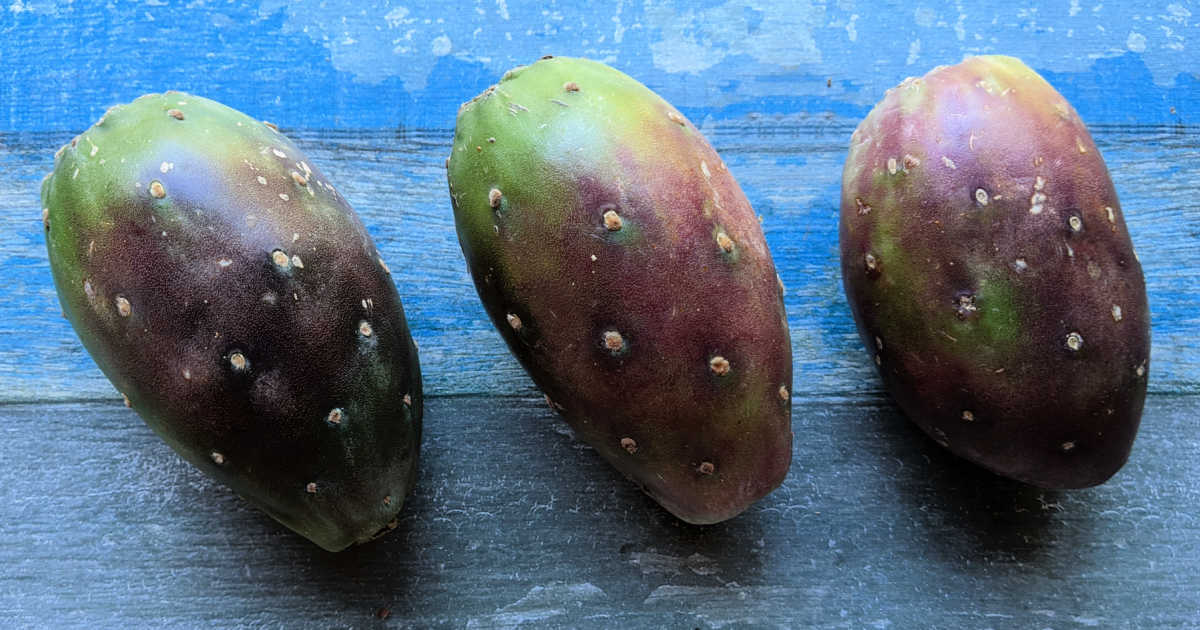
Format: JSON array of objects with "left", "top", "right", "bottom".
[
  {"left": 620, "top": 437, "right": 638, "bottom": 454},
  {"left": 955, "top": 293, "right": 977, "bottom": 319},
  {"left": 229, "top": 352, "right": 249, "bottom": 371},
  {"left": 603, "top": 209, "right": 623, "bottom": 231},
  {"left": 603, "top": 330, "right": 624, "bottom": 352},
  {"left": 489, "top": 188, "right": 503, "bottom": 208},
  {"left": 506, "top": 313, "right": 523, "bottom": 330},
  {"left": 709, "top": 356, "right": 730, "bottom": 376},
  {"left": 716, "top": 231, "right": 735, "bottom": 253},
  {"left": 698, "top": 461, "right": 715, "bottom": 475}
]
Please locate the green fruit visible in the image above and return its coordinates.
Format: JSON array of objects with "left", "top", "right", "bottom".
[
  {"left": 840, "top": 56, "right": 1150, "bottom": 488},
  {"left": 43, "top": 93, "right": 422, "bottom": 551},
  {"left": 448, "top": 57, "right": 792, "bottom": 524}
]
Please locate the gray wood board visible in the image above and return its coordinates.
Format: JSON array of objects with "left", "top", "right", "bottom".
[
  {"left": 2, "top": 122, "right": 1197, "bottom": 404},
  {"left": 2, "top": 395, "right": 1197, "bottom": 628}
]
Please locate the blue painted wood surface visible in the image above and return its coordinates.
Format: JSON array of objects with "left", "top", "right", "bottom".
[
  {"left": 1, "top": 1, "right": 1196, "bottom": 404},
  {"left": 1, "top": 1, "right": 1198, "bottom": 130},
  {"left": 0, "top": 2, "right": 1198, "bottom": 627},
  {"left": 3, "top": 123, "right": 1197, "bottom": 401}
]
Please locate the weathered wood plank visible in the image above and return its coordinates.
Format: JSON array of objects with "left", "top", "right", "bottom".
[
  {"left": 2, "top": 123, "right": 1196, "bottom": 401},
  {"left": 0, "top": 2, "right": 1196, "bottom": 130},
  {"left": 1, "top": 3, "right": 1195, "bottom": 626},
  {"left": 1, "top": 395, "right": 1197, "bottom": 628}
]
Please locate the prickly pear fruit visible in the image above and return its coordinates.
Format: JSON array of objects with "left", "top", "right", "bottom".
[
  {"left": 42, "top": 93, "right": 422, "bottom": 551},
  {"left": 840, "top": 56, "right": 1150, "bottom": 488},
  {"left": 447, "top": 57, "right": 792, "bottom": 524}
]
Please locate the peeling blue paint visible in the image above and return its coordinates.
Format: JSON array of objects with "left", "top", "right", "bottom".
[{"left": 0, "top": 0, "right": 1197, "bottom": 130}]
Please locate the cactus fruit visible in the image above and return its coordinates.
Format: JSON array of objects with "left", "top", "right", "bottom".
[
  {"left": 447, "top": 57, "right": 792, "bottom": 524},
  {"left": 42, "top": 93, "right": 422, "bottom": 551},
  {"left": 840, "top": 56, "right": 1150, "bottom": 488}
]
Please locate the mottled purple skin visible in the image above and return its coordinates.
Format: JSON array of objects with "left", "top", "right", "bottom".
[
  {"left": 448, "top": 57, "right": 792, "bottom": 524},
  {"left": 42, "top": 93, "right": 422, "bottom": 551},
  {"left": 840, "top": 56, "right": 1150, "bottom": 488}
]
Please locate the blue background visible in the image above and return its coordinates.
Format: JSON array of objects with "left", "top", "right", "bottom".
[
  {"left": 2, "top": 0, "right": 1197, "bottom": 130},
  {"left": 0, "top": 0, "right": 1197, "bottom": 401}
]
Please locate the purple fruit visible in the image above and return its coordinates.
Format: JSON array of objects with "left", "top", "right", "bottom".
[
  {"left": 447, "top": 57, "right": 792, "bottom": 524},
  {"left": 43, "top": 93, "right": 422, "bottom": 550},
  {"left": 840, "top": 56, "right": 1150, "bottom": 488}
]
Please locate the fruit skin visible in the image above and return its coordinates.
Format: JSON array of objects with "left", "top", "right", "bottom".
[
  {"left": 447, "top": 57, "right": 792, "bottom": 524},
  {"left": 840, "top": 56, "right": 1150, "bottom": 488},
  {"left": 42, "top": 93, "right": 422, "bottom": 551}
]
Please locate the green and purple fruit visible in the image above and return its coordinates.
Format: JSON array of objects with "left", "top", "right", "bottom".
[
  {"left": 42, "top": 93, "right": 422, "bottom": 551},
  {"left": 840, "top": 56, "right": 1150, "bottom": 488},
  {"left": 447, "top": 57, "right": 792, "bottom": 524}
]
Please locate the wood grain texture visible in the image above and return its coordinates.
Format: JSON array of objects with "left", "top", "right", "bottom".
[
  {"left": 1, "top": 395, "right": 1197, "bottom": 628},
  {"left": 2, "top": 122, "right": 1197, "bottom": 401},
  {"left": 0, "top": 1, "right": 1197, "bottom": 130},
  {"left": 1, "top": 2, "right": 1197, "bottom": 626}
]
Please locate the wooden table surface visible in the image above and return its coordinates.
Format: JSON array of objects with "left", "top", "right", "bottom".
[{"left": 2, "top": 2, "right": 1198, "bottom": 628}]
